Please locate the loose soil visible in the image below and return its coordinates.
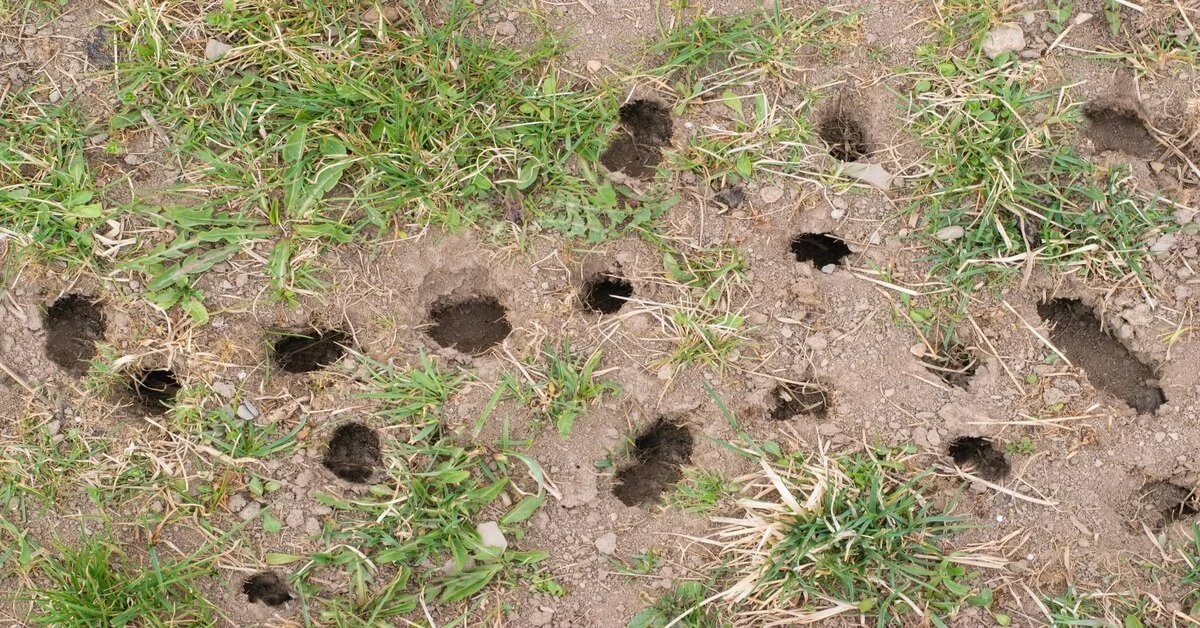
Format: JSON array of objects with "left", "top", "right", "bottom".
[
  {"left": 322, "top": 422, "right": 382, "bottom": 483},
  {"left": 580, "top": 273, "right": 634, "bottom": 314},
  {"left": 1037, "top": 298, "right": 1165, "bottom": 413},
  {"left": 272, "top": 330, "right": 349, "bottom": 373},
  {"left": 427, "top": 296, "right": 512, "bottom": 354},
  {"left": 242, "top": 572, "right": 292, "bottom": 607},
  {"left": 42, "top": 294, "right": 106, "bottom": 375},
  {"left": 612, "top": 419, "right": 694, "bottom": 507}
]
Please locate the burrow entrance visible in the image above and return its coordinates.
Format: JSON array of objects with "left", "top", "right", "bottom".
[
  {"left": 947, "top": 436, "right": 1010, "bottom": 481},
  {"left": 921, "top": 344, "right": 978, "bottom": 389},
  {"left": 128, "top": 368, "right": 180, "bottom": 414},
  {"left": 44, "top": 294, "right": 106, "bottom": 375},
  {"left": 790, "top": 233, "right": 852, "bottom": 267},
  {"left": 1037, "top": 298, "right": 1165, "bottom": 413},
  {"left": 323, "top": 422, "right": 382, "bottom": 483},
  {"left": 599, "top": 99, "right": 673, "bottom": 179},
  {"left": 428, "top": 296, "right": 511, "bottom": 354},
  {"left": 1138, "top": 480, "right": 1199, "bottom": 531},
  {"left": 1082, "top": 99, "right": 1158, "bottom": 159},
  {"left": 769, "top": 381, "right": 830, "bottom": 421},
  {"left": 613, "top": 419, "right": 694, "bottom": 506},
  {"left": 818, "top": 106, "right": 869, "bottom": 162},
  {"left": 580, "top": 273, "right": 634, "bottom": 314},
  {"left": 273, "top": 330, "right": 349, "bottom": 373},
  {"left": 243, "top": 571, "right": 292, "bottom": 606}
]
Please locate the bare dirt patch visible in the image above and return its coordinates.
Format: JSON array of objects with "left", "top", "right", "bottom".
[
  {"left": 1082, "top": 97, "right": 1158, "bottom": 159},
  {"left": 580, "top": 272, "right": 633, "bottom": 314},
  {"left": 613, "top": 419, "right": 693, "bottom": 506},
  {"left": 322, "top": 422, "right": 382, "bottom": 483},
  {"left": 428, "top": 296, "right": 511, "bottom": 354},
  {"left": 242, "top": 571, "right": 292, "bottom": 607},
  {"left": 1037, "top": 298, "right": 1165, "bottom": 413},
  {"left": 790, "top": 233, "right": 851, "bottom": 267},
  {"left": 599, "top": 99, "right": 673, "bottom": 179},
  {"left": 769, "top": 380, "right": 829, "bottom": 421},
  {"left": 272, "top": 330, "right": 349, "bottom": 373},
  {"left": 43, "top": 294, "right": 106, "bottom": 375},
  {"left": 947, "top": 436, "right": 1010, "bottom": 481},
  {"left": 127, "top": 368, "right": 180, "bottom": 414}
]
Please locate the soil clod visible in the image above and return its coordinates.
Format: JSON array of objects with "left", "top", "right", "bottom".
[
  {"left": 323, "top": 422, "right": 382, "bottom": 483},
  {"left": 613, "top": 419, "right": 693, "bottom": 506},
  {"left": 1082, "top": 99, "right": 1158, "bottom": 158},
  {"left": 1138, "top": 480, "right": 1199, "bottom": 531},
  {"left": 429, "top": 296, "right": 511, "bottom": 354},
  {"left": 790, "top": 233, "right": 852, "bottom": 267},
  {"left": 128, "top": 368, "right": 181, "bottom": 414},
  {"left": 818, "top": 108, "right": 868, "bottom": 162},
  {"left": 273, "top": 330, "right": 349, "bottom": 373},
  {"left": 1037, "top": 298, "right": 1165, "bottom": 413},
  {"left": 580, "top": 273, "right": 633, "bottom": 314},
  {"left": 44, "top": 294, "right": 106, "bottom": 375},
  {"left": 243, "top": 571, "right": 292, "bottom": 606},
  {"left": 947, "top": 436, "right": 1009, "bottom": 480},
  {"left": 921, "top": 344, "right": 978, "bottom": 389},
  {"left": 769, "top": 382, "right": 829, "bottom": 420},
  {"left": 600, "top": 99, "right": 673, "bottom": 179}
]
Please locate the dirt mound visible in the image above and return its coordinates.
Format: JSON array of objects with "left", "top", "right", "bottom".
[
  {"left": 43, "top": 294, "right": 106, "bottom": 375},
  {"left": 323, "top": 422, "right": 382, "bottom": 483},
  {"left": 1037, "top": 298, "right": 1165, "bottom": 413},
  {"left": 580, "top": 273, "right": 633, "bottom": 314},
  {"left": 242, "top": 571, "right": 292, "bottom": 606},
  {"left": 613, "top": 420, "right": 693, "bottom": 506},
  {"left": 428, "top": 296, "right": 511, "bottom": 354},
  {"left": 273, "top": 330, "right": 349, "bottom": 373},
  {"left": 790, "top": 233, "right": 851, "bottom": 267}
]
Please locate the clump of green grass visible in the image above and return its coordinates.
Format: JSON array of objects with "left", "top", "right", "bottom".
[
  {"left": 30, "top": 529, "right": 219, "bottom": 625},
  {"left": 629, "top": 580, "right": 722, "bottom": 628},
  {"left": 666, "top": 468, "right": 741, "bottom": 515},
  {"left": 498, "top": 340, "right": 620, "bottom": 438},
  {"left": 705, "top": 446, "right": 1003, "bottom": 626}
]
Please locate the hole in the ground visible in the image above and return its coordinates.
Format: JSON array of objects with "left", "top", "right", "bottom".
[
  {"left": 599, "top": 99, "right": 673, "bottom": 179},
  {"left": 818, "top": 108, "right": 868, "bottom": 162},
  {"left": 44, "top": 294, "right": 107, "bottom": 375},
  {"left": 947, "top": 436, "right": 1010, "bottom": 481},
  {"left": 580, "top": 273, "right": 633, "bottom": 314},
  {"left": 769, "top": 382, "right": 829, "bottom": 421},
  {"left": 613, "top": 419, "right": 694, "bottom": 506},
  {"left": 1082, "top": 99, "right": 1158, "bottom": 158},
  {"left": 243, "top": 571, "right": 292, "bottom": 607},
  {"left": 1138, "top": 480, "right": 1199, "bottom": 531},
  {"left": 273, "top": 330, "right": 348, "bottom": 373},
  {"left": 128, "top": 368, "right": 180, "bottom": 414},
  {"left": 921, "top": 344, "right": 979, "bottom": 389},
  {"left": 323, "top": 422, "right": 382, "bottom": 483},
  {"left": 1037, "top": 298, "right": 1165, "bottom": 413},
  {"left": 790, "top": 233, "right": 852, "bottom": 267},
  {"left": 428, "top": 296, "right": 511, "bottom": 354}
]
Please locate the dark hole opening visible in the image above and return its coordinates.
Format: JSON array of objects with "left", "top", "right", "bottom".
[
  {"left": 323, "top": 422, "right": 382, "bottom": 483},
  {"left": 769, "top": 382, "right": 829, "bottom": 421},
  {"left": 129, "top": 368, "right": 180, "bottom": 414},
  {"left": 580, "top": 274, "right": 634, "bottom": 314},
  {"left": 818, "top": 110, "right": 868, "bottom": 162},
  {"left": 613, "top": 419, "right": 694, "bottom": 506},
  {"left": 947, "top": 436, "right": 1010, "bottom": 481},
  {"left": 921, "top": 344, "right": 978, "bottom": 389},
  {"left": 1037, "top": 298, "right": 1165, "bottom": 413},
  {"left": 790, "top": 233, "right": 852, "bottom": 267},
  {"left": 1082, "top": 100, "right": 1158, "bottom": 158},
  {"left": 1139, "top": 481, "right": 1200, "bottom": 531},
  {"left": 618, "top": 99, "right": 673, "bottom": 145},
  {"left": 428, "top": 296, "right": 511, "bottom": 354},
  {"left": 600, "top": 99, "right": 673, "bottom": 179},
  {"left": 243, "top": 571, "right": 292, "bottom": 607},
  {"left": 44, "top": 294, "right": 106, "bottom": 375},
  {"left": 273, "top": 330, "right": 348, "bottom": 373}
]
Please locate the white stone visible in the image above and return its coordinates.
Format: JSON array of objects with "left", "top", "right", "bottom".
[
  {"left": 936, "top": 225, "right": 966, "bottom": 241},
  {"left": 759, "top": 185, "right": 785, "bottom": 204},
  {"left": 841, "top": 162, "right": 893, "bottom": 190},
  {"left": 981, "top": 24, "right": 1026, "bottom": 59},
  {"left": 477, "top": 521, "right": 508, "bottom": 553},
  {"left": 205, "top": 39, "right": 233, "bottom": 61},
  {"left": 495, "top": 21, "right": 516, "bottom": 36},
  {"left": 1151, "top": 233, "right": 1176, "bottom": 254},
  {"left": 586, "top": 59, "right": 602, "bottom": 73},
  {"left": 594, "top": 532, "right": 617, "bottom": 555}
]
